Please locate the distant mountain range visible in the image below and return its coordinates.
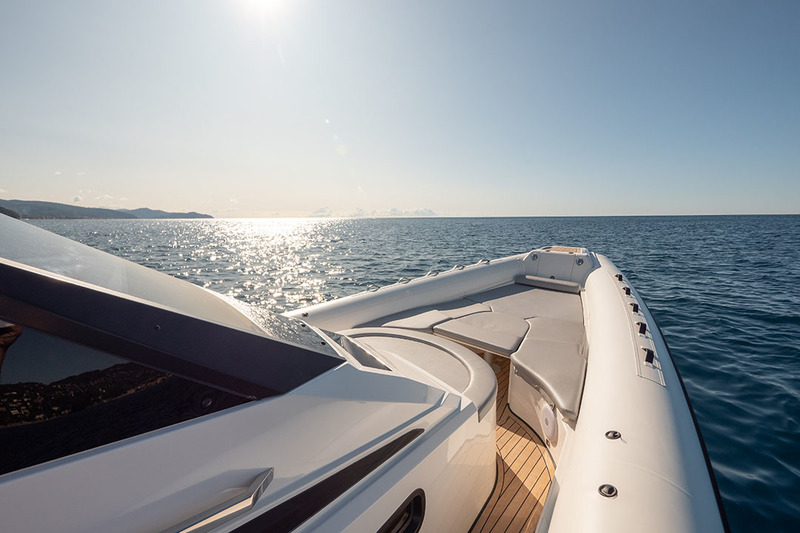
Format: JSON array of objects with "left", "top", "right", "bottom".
[
  {"left": 116, "top": 207, "right": 213, "bottom": 219},
  {"left": 0, "top": 199, "right": 212, "bottom": 219}
]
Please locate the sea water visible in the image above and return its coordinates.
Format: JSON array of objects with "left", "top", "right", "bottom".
[{"left": 32, "top": 215, "right": 800, "bottom": 532}]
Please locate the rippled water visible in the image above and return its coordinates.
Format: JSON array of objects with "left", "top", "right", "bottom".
[{"left": 32, "top": 215, "right": 800, "bottom": 532}]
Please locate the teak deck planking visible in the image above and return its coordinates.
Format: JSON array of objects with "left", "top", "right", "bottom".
[{"left": 471, "top": 356, "right": 555, "bottom": 533}]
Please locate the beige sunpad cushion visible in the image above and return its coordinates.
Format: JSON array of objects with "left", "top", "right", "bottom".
[
  {"left": 433, "top": 311, "right": 529, "bottom": 356},
  {"left": 515, "top": 274, "right": 581, "bottom": 294},
  {"left": 526, "top": 317, "right": 586, "bottom": 355},
  {"left": 511, "top": 336, "right": 586, "bottom": 420},
  {"left": 378, "top": 308, "right": 451, "bottom": 330},
  {"left": 437, "top": 300, "right": 492, "bottom": 317},
  {"left": 465, "top": 284, "right": 583, "bottom": 323},
  {"left": 363, "top": 299, "right": 491, "bottom": 331}
]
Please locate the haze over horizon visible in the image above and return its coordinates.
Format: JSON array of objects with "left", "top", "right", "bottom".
[{"left": 2, "top": 1, "right": 798, "bottom": 218}]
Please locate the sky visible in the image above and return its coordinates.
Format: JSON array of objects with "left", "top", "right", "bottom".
[{"left": 1, "top": 0, "right": 798, "bottom": 217}]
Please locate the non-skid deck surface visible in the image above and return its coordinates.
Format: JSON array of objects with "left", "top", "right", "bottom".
[{"left": 471, "top": 357, "right": 555, "bottom": 533}]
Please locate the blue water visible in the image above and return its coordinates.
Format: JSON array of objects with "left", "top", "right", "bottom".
[{"left": 32, "top": 215, "right": 800, "bottom": 532}]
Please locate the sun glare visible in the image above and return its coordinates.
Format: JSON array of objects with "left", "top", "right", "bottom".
[
  {"left": 240, "top": 0, "right": 286, "bottom": 19},
  {"left": 234, "top": 0, "right": 294, "bottom": 37}
]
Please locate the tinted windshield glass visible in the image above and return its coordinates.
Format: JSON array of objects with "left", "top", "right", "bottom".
[
  {"left": 0, "top": 216, "right": 341, "bottom": 357},
  {"left": 236, "top": 302, "right": 340, "bottom": 357},
  {"left": 0, "top": 323, "right": 249, "bottom": 477},
  {"left": 0, "top": 216, "right": 262, "bottom": 334}
]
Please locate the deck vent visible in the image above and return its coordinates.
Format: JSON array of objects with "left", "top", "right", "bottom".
[
  {"left": 605, "top": 430, "right": 621, "bottom": 440},
  {"left": 616, "top": 274, "right": 623, "bottom": 281},
  {"left": 623, "top": 286, "right": 631, "bottom": 296},
  {"left": 598, "top": 484, "right": 618, "bottom": 498},
  {"left": 637, "top": 322, "right": 647, "bottom": 335},
  {"left": 629, "top": 302, "right": 639, "bottom": 313}
]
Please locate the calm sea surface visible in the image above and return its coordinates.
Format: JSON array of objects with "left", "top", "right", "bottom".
[{"left": 33, "top": 215, "right": 800, "bottom": 532}]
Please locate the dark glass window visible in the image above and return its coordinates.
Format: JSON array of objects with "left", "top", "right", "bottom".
[{"left": 0, "top": 322, "right": 250, "bottom": 477}]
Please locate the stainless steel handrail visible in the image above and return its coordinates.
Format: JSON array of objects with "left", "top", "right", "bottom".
[{"left": 170, "top": 468, "right": 274, "bottom": 533}]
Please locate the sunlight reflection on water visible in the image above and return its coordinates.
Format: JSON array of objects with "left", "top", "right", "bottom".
[{"left": 37, "top": 218, "right": 362, "bottom": 312}]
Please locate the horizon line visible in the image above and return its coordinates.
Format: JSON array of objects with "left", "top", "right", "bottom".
[{"left": 14, "top": 212, "right": 799, "bottom": 221}]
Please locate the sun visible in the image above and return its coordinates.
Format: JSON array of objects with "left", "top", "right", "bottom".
[
  {"left": 235, "top": 0, "right": 292, "bottom": 30},
  {"left": 240, "top": 0, "right": 286, "bottom": 18}
]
